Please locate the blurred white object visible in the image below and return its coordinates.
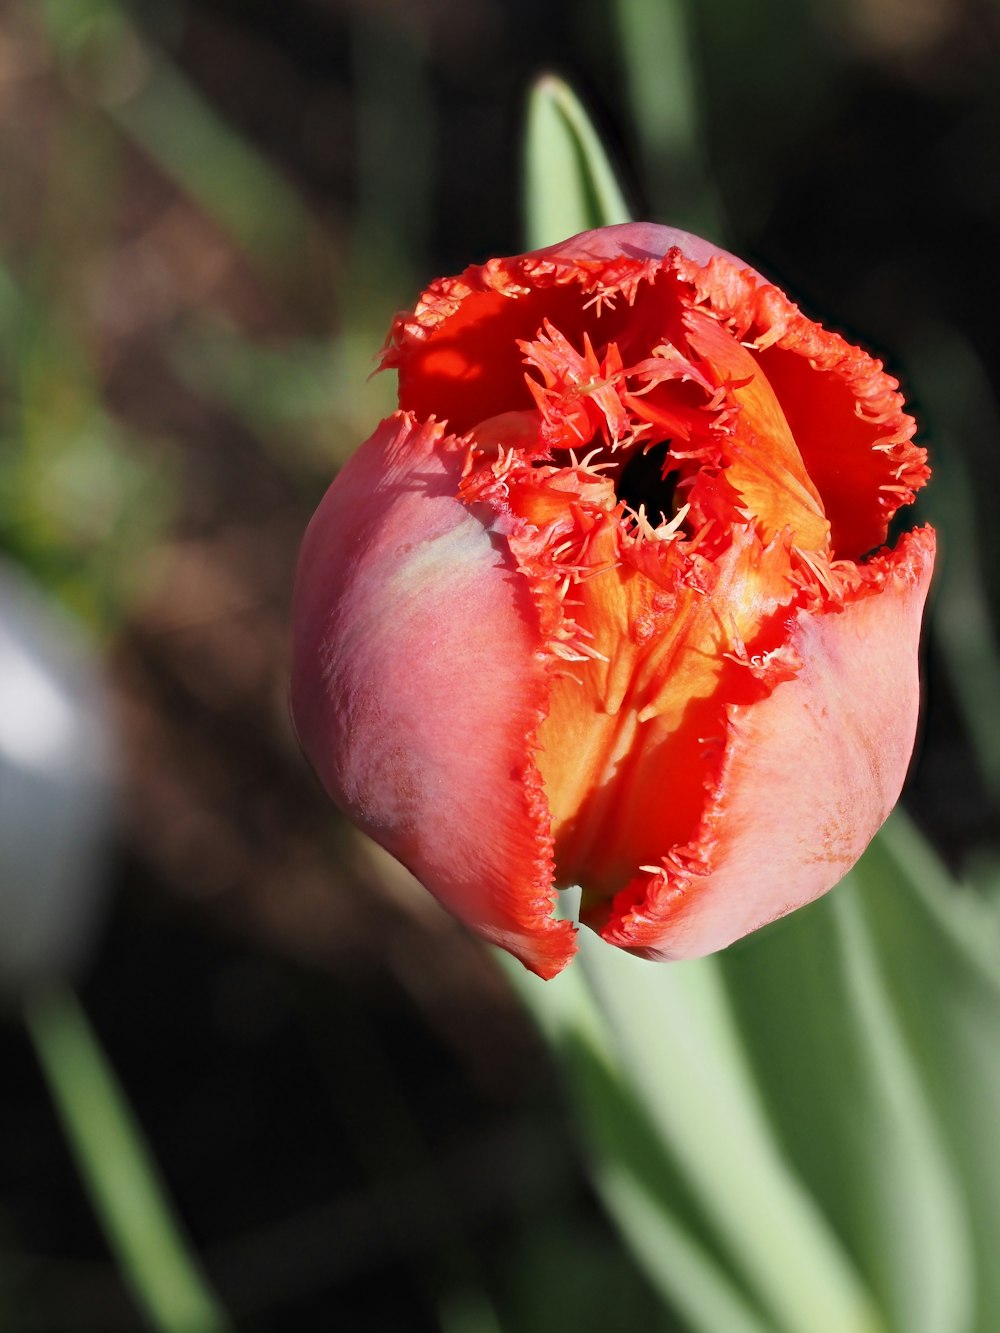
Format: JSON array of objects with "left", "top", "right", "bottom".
[{"left": 0, "top": 558, "right": 115, "bottom": 989}]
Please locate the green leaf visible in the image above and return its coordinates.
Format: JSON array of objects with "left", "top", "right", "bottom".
[
  {"left": 719, "top": 876, "right": 973, "bottom": 1333},
  {"left": 523, "top": 75, "right": 630, "bottom": 249},
  {"left": 510, "top": 939, "right": 884, "bottom": 1333},
  {"left": 851, "top": 812, "right": 1000, "bottom": 1331},
  {"left": 508, "top": 958, "right": 770, "bottom": 1333}
]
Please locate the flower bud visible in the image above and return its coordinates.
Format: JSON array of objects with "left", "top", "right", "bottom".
[{"left": 292, "top": 224, "right": 934, "bottom": 978}]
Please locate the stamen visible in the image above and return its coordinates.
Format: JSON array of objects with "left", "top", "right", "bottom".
[
  {"left": 583, "top": 287, "right": 619, "bottom": 315},
  {"left": 655, "top": 502, "right": 690, "bottom": 541}
]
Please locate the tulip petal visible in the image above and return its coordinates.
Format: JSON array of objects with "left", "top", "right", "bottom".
[
  {"left": 538, "top": 221, "right": 755, "bottom": 273},
  {"left": 670, "top": 251, "right": 927, "bottom": 559},
  {"left": 596, "top": 526, "right": 936, "bottom": 959},
  {"left": 543, "top": 225, "right": 927, "bottom": 557},
  {"left": 290, "top": 412, "right": 575, "bottom": 978},
  {"left": 301, "top": 223, "right": 935, "bottom": 975}
]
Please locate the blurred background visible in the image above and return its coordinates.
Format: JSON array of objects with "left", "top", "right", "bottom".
[{"left": 2, "top": 0, "right": 1000, "bottom": 1328}]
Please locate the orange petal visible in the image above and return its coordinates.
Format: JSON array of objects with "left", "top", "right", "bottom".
[
  {"left": 595, "top": 525, "right": 936, "bottom": 958},
  {"left": 682, "top": 307, "right": 830, "bottom": 552},
  {"left": 537, "top": 522, "right": 800, "bottom": 902},
  {"left": 290, "top": 412, "right": 575, "bottom": 977},
  {"left": 672, "top": 251, "right": 928, "bottom": 559}
]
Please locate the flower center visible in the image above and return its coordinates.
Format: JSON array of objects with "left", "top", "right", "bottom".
[{"left": 613, "top": 440, "right": 678, "bottom": 529}]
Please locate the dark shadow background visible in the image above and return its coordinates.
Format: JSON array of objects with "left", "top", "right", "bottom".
[{"left": 2, "top": 0, "right": 1000, "bottom": 1327}]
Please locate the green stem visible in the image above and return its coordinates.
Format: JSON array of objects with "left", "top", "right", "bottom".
[{"left": 24, "top": 983, "right": 232, "bottom": 1333}]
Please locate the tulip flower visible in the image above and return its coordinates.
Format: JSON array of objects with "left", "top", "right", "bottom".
[{"left": 291, "top": 223, "right": 934, "bottom": 979}]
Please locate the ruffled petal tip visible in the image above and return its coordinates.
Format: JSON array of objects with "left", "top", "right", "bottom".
[{"left": 592, "top": 526, "right": 936, "bottom": 960}]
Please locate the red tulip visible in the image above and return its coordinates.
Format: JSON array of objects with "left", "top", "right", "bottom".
[{"left": 291, "top": 224, "right": 934, "bottom": 978}]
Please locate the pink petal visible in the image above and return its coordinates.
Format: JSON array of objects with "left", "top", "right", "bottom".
[
  {"left": 540, "top": 221, "right": 761, "bottom": 277},
  {"left": 598, "top": 526, "right": 936, "bottom": 959},
  {"left": 290, "top": 411, "right": 576, "bottom": 978}
]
